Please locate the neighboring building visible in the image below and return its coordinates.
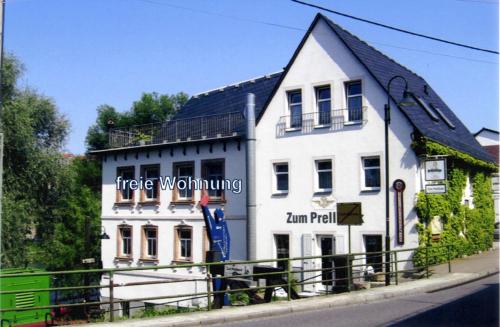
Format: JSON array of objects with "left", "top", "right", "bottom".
[
  {"left": 474, "top": 128, "right": 499, "bottom": 163},
  {"left": 91, "top": 14, "right": 495, "bottom": 312},
  {"left": 474, "top": 127, "right": 499, "bottom": 222}
]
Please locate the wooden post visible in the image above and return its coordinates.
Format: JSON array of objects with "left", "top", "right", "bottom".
[
  {"left": 425, "top": 246, "right": 430, "bottom": 279},
  {"left": 347, "top": 254, "right": 352, "bottom": 292},
  {"left": 206, "top": 266, "right": 212, "bottom": 311},
  {"left": 447, "top": 245, "right": 452, "bottom": 273},
  {"left": 109, "top": 271, "right": 114, "bottom": 322},
  {"left": 394, "top": 251, "right": 399, "bottom": 285},
  {"left": 287, "top": 258, "right": 292, "bottom": 301}
]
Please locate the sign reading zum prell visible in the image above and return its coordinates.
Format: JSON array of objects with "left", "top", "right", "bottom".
[{"left": 424, "top": 159, "right": 447, "bottom": 181}]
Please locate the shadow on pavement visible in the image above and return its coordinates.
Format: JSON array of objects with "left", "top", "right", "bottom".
[{"left": 388, "top": 283, "right": 499, "bottom": 327}]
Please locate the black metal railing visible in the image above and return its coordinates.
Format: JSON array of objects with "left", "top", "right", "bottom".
[
  {"left": 277, "top": 107, "right": 367, "bottom": 136},
  {"left": 108, "top": 112, "right": 245, "bottom": 149}
]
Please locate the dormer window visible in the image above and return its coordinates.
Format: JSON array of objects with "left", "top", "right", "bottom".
[{"left": 287, "top": 90, "right": 302, "bottom": 129}]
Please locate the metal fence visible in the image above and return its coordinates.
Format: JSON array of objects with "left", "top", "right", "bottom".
[
  {"left": 277, "top": 107, "right": 367, "bottom": 136},
  {"left": 108, "top": 112, "right": 245, "bottom": 149},
  {"left": 0, "top": 245, "right": 454, "bottom": 326}
]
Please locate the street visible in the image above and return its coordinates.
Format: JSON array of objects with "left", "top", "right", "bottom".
[{"left": 214, "top": 273, "right": 499, "bottom": 327}]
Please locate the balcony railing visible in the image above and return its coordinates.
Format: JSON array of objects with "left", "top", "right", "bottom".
[
  {"left": 108, "top": 112, "right": 245, "bottom": 149},
  {"left": 277, "top": 107, "right": 367, "bottom": 136}
]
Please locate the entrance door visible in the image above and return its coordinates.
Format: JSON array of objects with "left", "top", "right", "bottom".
[
  {"left": 364, "top": 235, "right": 382, "bottom": 272},
  {"left": 319, "top": 235, "right": 335, "bottom": 285},
  {"left": 274, "top": 234, "right": 289, "bottom": 271}
]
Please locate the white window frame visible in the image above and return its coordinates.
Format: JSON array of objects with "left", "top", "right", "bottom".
[
  {"left": 117, "top": 224, "right": 133, "bottom": 259},
  {"left": 345, "top": 80, "right": 363, "bottom": 124},
  {"left": 315, "top": 85, "right": 332, "bottom": 127},
  {"left": 141, "top": 225, "right": 158, "bottom": 260},
  {"left": 287, "top": 90, "right": 302, "bottom": 130},
  {"left": 174, "top": 162, "right": 194, "bottom": 201},
  {"left": 314, "top": 159, "right": 333, "bottom": 193},
  {"left": 361, "top": 156, "right": 381, "bottom": 191},
  {"left": 179, "top": 229, "right": 192, "bottom": 260},
  {"left": 273, "top": 162, "right": 289, "bottom": 195},
  {"left": 142, "top": 165, "right": 160, "bottom": 201},
  {"left": 121, "top": 227, "right": 132, "bottom": 256}
]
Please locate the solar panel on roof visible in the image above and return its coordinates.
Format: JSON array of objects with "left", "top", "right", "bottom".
[
  {"left": 413, "top": 95, "right": 440, "bottom": 122},
  {"left": 430, "top": 104, "right": 456, "bottom": 129}
]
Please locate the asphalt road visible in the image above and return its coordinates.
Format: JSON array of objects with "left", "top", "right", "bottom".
[{"left": 214, "top": 273, "right": 499, "bottom": 327}]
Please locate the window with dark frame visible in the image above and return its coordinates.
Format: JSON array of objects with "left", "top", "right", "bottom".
[
  {"left": 346, "top": 81, "right": 362, "bottom": 122},
  {"left": 116, "top": 166, "right": 135, "bottom": 202},
  {"left": 274, "top": 163, "right": 289, "bottom": 193},
  {"left": 141, "top": 165, "right": 160, "bottom": 202},
  {"left": 117, "top": 225, "right": 132, "bottom": 258},
  {"left": 316, "top": 160, "right": 332, "bottom": 192},
  {"left": 362, "top": 157, "right": 381, "bottom": 189},
  {"left": 274, "top": 234, "right": 290, "bottom": 271},
  {"left": 315, "top": 86, "right": 331, "bottom": 125},
  {"left": 141, "top": 226, "right": 158, "bottom": 260},
  {"left": 287, "top": 90, "right": 302, "bottom": 129},
  {"left": 202, "top": 160, "right": 225, "bottom": 201},
  {"left": 173, "top": 162, "right": 194, "bottom": 202}
]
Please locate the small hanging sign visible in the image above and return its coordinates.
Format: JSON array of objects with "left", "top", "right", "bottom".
[
  {"left": 424, "top": 158, "right": 447, "bottom": 181},
  {"left": 393, "top": 179, "right": 406, "bottom": 245}
]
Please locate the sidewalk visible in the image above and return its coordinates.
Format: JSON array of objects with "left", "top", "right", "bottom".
[
  {"left": 431, "top": 247, "right": 499, "bottom": 276},
  {"left": 81, "top": 248, "right": 499, "bottom": 327}
]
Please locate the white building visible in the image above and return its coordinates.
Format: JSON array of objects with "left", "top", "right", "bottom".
[{"left": 91, "top": 14, "right": 495, "bottom": 313}]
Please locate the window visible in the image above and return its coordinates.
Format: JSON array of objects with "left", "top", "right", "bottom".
[
  {"left": 287, "top": 90, "right": 302, "bottom": 129},
  {"left": 273, "top": 163, "right": 289, "bottom": 194},
  {"left": 315, "top": 86, "right": 331, "bottom": 126},
  {"left": 117, "top": 225, "right": 132, "bottom": 258},
  {"left": 173, "top": 162, "right": 194, "bottom": 202},
  {"left": 174, "top": 226, "right": 193, "bottom": 262},
  {"left": 346, "top": 81, "right": 363, "bottom": 122},
  {"left": 364, "top": 235, "right": 382, "bottom": 273},
  {"left": 140, "top": 165, "right": 160, "bottom": 202},
  {"left": 141, "top": 225, "right": 158, "bottom": 260},
  {"left": 116, "top": 166, "right": 135, "bottom": 203},
  {"left": 202, "top": 159, "right": 225, "bottom": 201},
  {"left": 362, "top": 157, "right": 381, "bottom": 190},
  {"left": 315, "top": 160, "right": 332, "bottom": 192},
  {"left": 274, "top": 234, "right": 290, "bottom": 271}
]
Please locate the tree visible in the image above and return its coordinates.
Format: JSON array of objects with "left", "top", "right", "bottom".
[
  {"left": 0, "top": 54, "right": 101, "bottom": 270},
  {"left": 85, "top": 92, "right": 188, "bottom": 151}
]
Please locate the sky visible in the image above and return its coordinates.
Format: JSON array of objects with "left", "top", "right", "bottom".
[{"left": 5, "top": 0, "right": 499, "bottom": 154}]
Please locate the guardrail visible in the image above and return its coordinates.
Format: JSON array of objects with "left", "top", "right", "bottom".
[
  {"left": 277, "top": 107, "right": 367, "bottom": 136},
  {"left": 0, "top": 245, "right": 454, "bottom": 325},
  {"left": 108, "top": 112, "right": 245, "bottom": 149}
]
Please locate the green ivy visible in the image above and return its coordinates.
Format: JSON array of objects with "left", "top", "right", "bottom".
[
  {"left": 412, "top": 136, "right": 496, "bottom": 266},
  {"left": 412, "top": 137, "right": 497, "bottom": 172}
]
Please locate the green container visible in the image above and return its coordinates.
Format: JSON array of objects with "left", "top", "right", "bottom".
[{"left": 0, "top": 268, "right": 51, "bottom": 326}]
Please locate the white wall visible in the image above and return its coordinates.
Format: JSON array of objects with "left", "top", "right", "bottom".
[
  {"left": 101, "top": 141, "right": 247, "bottom": 277},
  {"left": 255, "top": 19, "right": 419, "bottom": 270}
]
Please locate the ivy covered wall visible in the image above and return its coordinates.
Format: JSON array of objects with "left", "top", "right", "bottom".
[{"left": 412, "top": 138, "right": 496, "bottom": 266}]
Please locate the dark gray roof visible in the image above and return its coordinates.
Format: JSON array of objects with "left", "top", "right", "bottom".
[
  {"left": 319, "top": 14, "right": 494, "bottom": 163},
  {"left": 173, "top": 72, "right": 282, "bottom": 120},
  {"left": 174, "top": 13, "right": 494, "bottom": 164}
]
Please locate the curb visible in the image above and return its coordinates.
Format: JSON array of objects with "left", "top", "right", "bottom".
[{"left": 80, "top": 269, "right": 499, "bottom": 327}]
